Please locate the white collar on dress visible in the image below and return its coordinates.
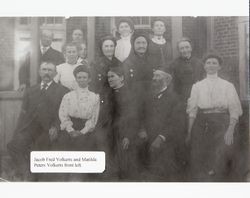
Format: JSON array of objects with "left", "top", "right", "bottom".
[
  {"left": 152, "top": 36, "right": 166, "bottom": 45},
  {"left": 206, "top": 73, "right": 219, "bottom": 80}
]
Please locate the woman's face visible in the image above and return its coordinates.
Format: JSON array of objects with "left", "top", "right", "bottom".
[
  {"left": 204, "top": 58, "right": 221, "bottom": 75},
  {"left": 178, "top": 41, "right": 192, "bottom": 59},
  {"left": 75, "top": 71, "right": 90, "bottom": 88},
  {"left": 102, "top": 40, "right": 115, "bottom": 58},
  {"left": 152, "top": 21, "right": 166, "bottom": 36},
  {"left": 65, "top": 46, "right": 78, "bottom": 64},
  {"left": 108, "top": 71, "right": 124, "bottom": 89},
  {"left": 134, "top": 36, "right": 148, "bottom": 55},
  {"left": 72, "top": 29, "right": 83, "bottom": 43},
  {"left": 118, "top": 22, "right": 132, "bottom": 37}
]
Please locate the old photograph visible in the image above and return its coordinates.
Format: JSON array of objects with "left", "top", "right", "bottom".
[{"left": 0, "top": 16, "right": 249, "bottom": 182}]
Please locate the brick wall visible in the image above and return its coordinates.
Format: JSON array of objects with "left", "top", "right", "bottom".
[
  {"left": 182, "top": 16, "right": 207, "bottom": 59},
  {"left": 212, "top": 17, "right": 240, "bottom": 90},
  {"left": 94, "top": 17, "right": 112, "bottom": 58},
  {"left": 0, "top": 18, "right": 15, "bottom": 91}
]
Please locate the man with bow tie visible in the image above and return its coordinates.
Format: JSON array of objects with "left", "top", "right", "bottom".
[
  {"left": 142, "top": 67, "right": 185, "bottom": 181},
  {"left": 8, "top": 61, "right": 68, "bottom": 181},
  {"left": 18, "top": 30, "right": 65, "bottom": 91}
]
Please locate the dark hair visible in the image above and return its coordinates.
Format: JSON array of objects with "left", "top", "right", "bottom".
[
  {"left": 108, "top": 66, "right": 124, "bottom": 77},
  {"left": 203, "top": 50, "right": 223, "bottom": 65},
  {"left": 40, "top": 61, "right": 56, "bottom": 69},
  {"left": 73, "top": 65, "right": 91, "bottom": 78},
  {"left": 99, "top": 35, "right": 117, "bottom": 56},
  {"left": 116, "top": 17, "right": 134, "bottom": 32},
  {"left": 151, "top": 17, "right": 166, "bottom": 29},
  {"left": 177, "top": 37, "right": 193, "bottom": 49}
]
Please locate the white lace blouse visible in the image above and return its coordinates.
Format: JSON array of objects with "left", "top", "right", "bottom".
[
  {"left": 187, "top": 74, "right": 243, "bottom": 120},
  {"left": 59, "top": 87, "right": 100, "bottom": 134},
  {"left": 54, "top": 62, "right": 81, "bottom": 90},
  {"left": 115, "top": 34, "right": 132, "bottom": 62}
]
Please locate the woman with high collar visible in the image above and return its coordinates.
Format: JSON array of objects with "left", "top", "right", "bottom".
[
  {"left": 114, "top": 17, "right": 134, "bottom": 63},
  {"left": 186, "top": 52, "right": 243, "bottom": 181},
  {"left": 147, "top": 18, "right": 172, "bottom": 70}
]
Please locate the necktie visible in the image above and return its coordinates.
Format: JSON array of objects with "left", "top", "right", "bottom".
[
  {"left": 41, "top": 83, "right": 48, "bottom": 91},
  {"left": 41, "top": 47, "right": 47, "bottom": 55}
]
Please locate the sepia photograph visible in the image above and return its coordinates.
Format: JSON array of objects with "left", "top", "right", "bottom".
[{"left": 0, "top": 15, "right": 248, "bottom": 183}]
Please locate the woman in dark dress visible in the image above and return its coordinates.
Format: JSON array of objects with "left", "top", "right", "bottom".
[
  {"left": 107, "top": 66, "right": 140, "bottom": 181},
  {"left": 147, "top": 18, "right": 172, "bottom": 70},
  {"left": 89, "top": 36, "right": 122, "bottom": 180},
  {"left": 186, "top": 52, "right": 243, "bottom": 181}
]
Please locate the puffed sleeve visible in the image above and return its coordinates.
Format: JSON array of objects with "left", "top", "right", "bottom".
[
  {"left": 59, "top": 93, "right": 74, "bottom": 132},
  {"left": 187, "top": 83, "right": 199, "bottom": 118},
  {"left": 226, "top": 83, "right": 243, "bottom": 120},
  {"left": 80, "top": 94, "right": 100, "bottom": 134}
]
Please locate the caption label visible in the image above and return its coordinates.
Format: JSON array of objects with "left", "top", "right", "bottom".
[{"left": 30, "top": 151, "right": 105, "bottom": 173}]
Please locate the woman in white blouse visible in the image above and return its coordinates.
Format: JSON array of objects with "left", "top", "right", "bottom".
[
  {"left": 186, "top": 52, "right": 243, "bottom": 181},
  {"left": 58, "top": 65, "right": 100, "bottom": 152},
  {"left": 114, "top": 17, "right": 134, "bottom": 62}
]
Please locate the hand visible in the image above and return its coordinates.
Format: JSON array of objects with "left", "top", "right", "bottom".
[
  {"left": 49, "top": 127, "right": 58, "bottom": 142},
  {"left": 18, "top": 84, "right": 26, "bottom": 92},
  {"left": 122, "top": 138, "right": 130, "bottom": 150},
  {"left": 150, "top": 136, "right": 163, "bottom": 152},
  {"left": 69, "top": 130, "right": 82, "bottom": 138},
  {"left": 224, "top": 126, "right": 234, "bottom": 146},
  {"left": 138, "top": 131, "right": 148, "bottom": 140}
]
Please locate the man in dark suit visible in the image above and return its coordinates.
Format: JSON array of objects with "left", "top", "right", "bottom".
[
  {"left": 143, "top": 68, "right": 186, "bottom": 181},
  {"left": 8, "top": 61, "right": 68, "bottom": 181},
  {"left": 18, "top": 30, "right": 65, "bottom": 91}
]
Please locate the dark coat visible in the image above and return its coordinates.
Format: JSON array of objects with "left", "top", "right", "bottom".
[
  {"left": 19, "top": 47, "right": 65, "bottom": 86},
  {"left": 14, "top": 81, "right": 69, "bottom": 137},
  {"left": 143, "top": 85, "right": 186, "bottom": 180},
  {"left": 147, "top": 39, "right": 172, "bottom": 70},
  {"left": 170, "top": 56, "right": 204, "bottom": 102}
]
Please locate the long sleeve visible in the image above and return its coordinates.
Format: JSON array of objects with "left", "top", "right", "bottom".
[
  {"left": 187, "top": 83, "right": 199, "bottom": 118},
  {"left": 80, "top": 94, "right": 100, "bottom": 134},
  {"left": 227, "top": 83, "right": 243, "bottom": 120},
  {"left": 59, "top": 94, "right": 74, "bottom": 132}
]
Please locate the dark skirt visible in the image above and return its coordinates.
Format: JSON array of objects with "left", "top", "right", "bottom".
[
  {"left": 56, "top": 117, "right": 97, "bottom": 151},
  {"left": 190, "top": 111, "right": 236, "bottom": 181}
]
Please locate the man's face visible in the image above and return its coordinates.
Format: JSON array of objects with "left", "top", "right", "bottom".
[
  {"left": 152, "top": 21, "right": 166, "bottom": 36},
  {"left": 134, "top": 36, "right": 148, "bottom": 55},
  {"left": 40, "top": 31, "right": 53, "bottom": 47},
  {"left": 102, "top": 40, "right": 115, "bottom": 58},
  {"left": 204, "top": 58, "right": 221, "bottom": 75},
  {"left": 72, "top": 29, "right": 83, "bottom": 43},
  {"left": 118, "top": 22, "right": 132, "bottom": 37},
  {"left": 152, "top": 70, "right": 166, "bottom": 88},
  {"left": 39, "top": 62, "right": 56, "bottom": 83},
  {"left": 65, "top": 46, "right": 78, "bottom": 64},
  {"left": 75, "top": 71, "right": 90, "bottom": 88},
  {"left": 178, "top": 41, "right": 192, "bottom": 59},
  {"left": 108, "top": 71, "right": 123, "bottom": 89}
]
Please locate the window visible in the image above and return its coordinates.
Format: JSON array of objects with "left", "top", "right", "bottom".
[{"left": 131, "top": 17, "right": 151, "bottom": 29}]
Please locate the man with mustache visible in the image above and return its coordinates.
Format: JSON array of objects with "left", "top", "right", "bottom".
[
  {"left": 143, "top": 68, "right": 185, "bottom": 181},
  {"left": 8, "top": 61, "right": 68, "bottom": 181}
]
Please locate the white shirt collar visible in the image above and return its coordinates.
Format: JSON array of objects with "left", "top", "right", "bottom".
[
  {"left": 41, "top": 81, "right": 53, "bottom": 90},
  {"left": 40, "top": 45, "right": 50, "bottom": 54},
  {"left": 206, "top": 73, "right": 219, "bottom": 80},
  {"left": 76, "top": 86, "right": 89, "bottom": 93}
]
